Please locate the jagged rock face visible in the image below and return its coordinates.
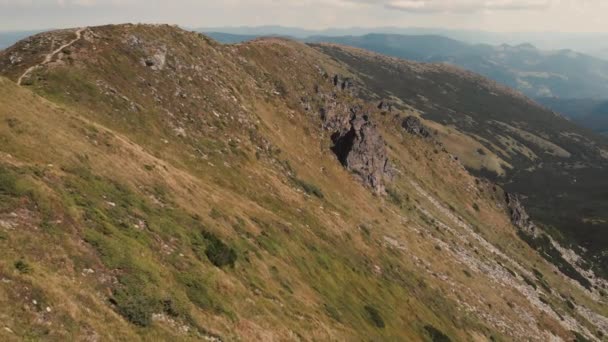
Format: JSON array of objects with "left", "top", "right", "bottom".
[
  {"left": 505, "top": 193, "right": 539, "bottom": 237},
  {"left": 329, "top": 111, "right": 391, "bottom": 194},
  {"left": 316, "top": 79, "right": 392, "bottom": 194},
  {"left": 402, "top": 116, "right": 431, "bottom": 138}
]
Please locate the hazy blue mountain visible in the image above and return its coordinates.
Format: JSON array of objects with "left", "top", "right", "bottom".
[
  {"left": 307, "top": 34, "right": 608, "bottom": 99},
  {"left": 198, "top": 26, "right": 608, "bottom": 60},
  {"left": 204, "top": 32, "right": 260, "bottom": 43},
  {"left": 0, "top": 30, "right": 43, "bottom": 49},
  {"left": 198, "top": 25, "right": 316, "bottom": 38}
]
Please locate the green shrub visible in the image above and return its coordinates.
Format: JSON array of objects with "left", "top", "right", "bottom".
[
  {"left": 110, "top": 287, "right": 158, "bottom": 327},
  {"left": 572, "top": 331, "right": 592, "bottom": 342},
  {"left": 292, "top": 178, "right": 324, "bottom": 198},
  {"left": 14, "top": 259, "right": 32, "bottom": 274},
  {"left": 530, "top": 269, "right": 551, "bottom": 292},
  {"left": 359, "top": 224, "right": 371, "bottom": 237},
  {"left": 364, "top": 305, "right": 385, "bottom": 328},
  {"left": 202, "top": 231, "right": 237, "bottom": 268},
  {"left": 324, "top": 304, "right": 341, "bottom": 322},
  {"left": 522, "top": 275, "right": 538, "bottom": 290},
  {"left": 566, "top": 299, "right": 576, "bottom": 310},
  {"left": 161, "top": 298, "right": 181, "bottom": 318},
  {"left": 424, "top": 325, "right": 452, "bottom": 342},
  {"left": 386, "top": 187, "right": 403, "bottom": 206},
  {"left": 0, "top": 167, "right": 20, "bottom": 197}
]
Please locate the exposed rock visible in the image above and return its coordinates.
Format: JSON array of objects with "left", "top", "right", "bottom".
[
  {"left": 401, "top": 116, "right": 431, "bottom": 138},
  {"left": 505, "top": 193, "right": 539, "bottom": 237},
  {"left": 328, "top": 110, "right": 392, "bottom": 194},
  {"left": 332, "top": 74, "right": 354, "bottom": 92},
  {"left": 377, "top": 101, "right": 393, "bottom": 112},
  {"left": 9, "top": 54, "right": 22, "bottom": 65},
  {"left": 125, "top": 34, "right": 142, "bottom": 47},
  {"left": 141, "top": 46, "right": 167, "bottom": 71}
]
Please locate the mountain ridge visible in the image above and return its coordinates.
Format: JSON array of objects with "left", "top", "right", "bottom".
[{"left": 0, "top": 24, "right": 606, "bottom": 341}]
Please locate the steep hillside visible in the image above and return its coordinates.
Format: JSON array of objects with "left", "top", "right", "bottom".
[
  {"left": 537, "top": 97, "right": 608, "bottom": 136},
  {"left": 311, "top": 43, "right": 608, "bottom": 280},
  {"left": 0, "top": 25, "right": 606, "bottom": 341}
]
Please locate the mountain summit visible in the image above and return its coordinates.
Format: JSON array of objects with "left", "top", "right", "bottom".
[{"left": 0, "top": 24, "right": 606, "bottom": 341}]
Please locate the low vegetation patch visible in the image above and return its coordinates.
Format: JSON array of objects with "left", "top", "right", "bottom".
[
  {"left": 0, "top": 166, "right": 19, "bottom": 196},
  {"left": 14, "top": 259, "right": 32, "bottom": 274},
  {"left": 386, "top": 187, "right": 404, "bottom": 206},
  {"left": 572, "top": 331, "right": 592, "bottom": 342},
  {"left": 324, "top": 303, "right": 342, "bottom": 322},
  {"left": 292, "top": 177, "right": 324, "bottom": 198},
  {"left": 522, "top": 275, "right": 538, "bottom": 290},
  {"left": 424, "top": 325, "right": 452, "bottom": 342},
  {"left": 364, "top": 305, "right": 385, "bottom": 328},
  {"left": 202, "top": 231, "right": 237, "bottom": 268},
  {"left": 110, "top": 286, "right": 159, "bottom": 327}
]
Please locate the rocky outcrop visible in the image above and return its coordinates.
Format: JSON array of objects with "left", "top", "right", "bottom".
[
  {"left": 323, "top": 105, "right": 391, "bottom": 194},
  {"left": 377, "top": 101, "right": 393, "bottom": 112},
  {"left": 332, "top": 74, "right": 354, "bottom": 92},
  {"left": 505, "top": 193, "right": 539, "bottom": 237},
  {"left": 401, "top": 116, "right": 431, "bottom": 138},
  {"left": 141, "top": 47, "right": 167, "bottom": 71},
  {"left": 312, "top": 74, "right": 392, "bottom": 193}
]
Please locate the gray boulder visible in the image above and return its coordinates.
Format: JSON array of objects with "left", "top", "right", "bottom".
[{"left": 401, "top": 116, "right": 431, "bottom": 138}]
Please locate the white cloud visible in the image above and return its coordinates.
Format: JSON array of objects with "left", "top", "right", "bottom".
[
  {"left": 0, "top": 0, "right": 136, "bottom": 7},
  {"left": 343, "top": 0, "right": 553, "bottom": 13},
  {"left": 0, "top": 0, "right": 606, "bottom": 33}
]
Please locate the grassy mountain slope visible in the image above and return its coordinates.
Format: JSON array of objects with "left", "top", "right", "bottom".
[
  {"left": 0, "top": 25, "right": 606, "bottom": 341},
  {"left": 312, "top": 43, "right": 608, "bottom": 280}
]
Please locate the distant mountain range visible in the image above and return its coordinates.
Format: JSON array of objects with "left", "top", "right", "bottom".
[
  {"left": 305, "top": 34, "right": 608, "bottom": 99},
  {"left": 304, "top": 34, "right": 608, "bottom": 135},
  {"left": 199, "top": 25, "right": 608, "bottom": 60},
  {"left": 202, "top": 30, "right": 608, "bottom": 135}
]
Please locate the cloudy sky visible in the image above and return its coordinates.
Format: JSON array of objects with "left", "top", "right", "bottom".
[{"left": 0, "top": 0, "right": 606, "bottom": 32}]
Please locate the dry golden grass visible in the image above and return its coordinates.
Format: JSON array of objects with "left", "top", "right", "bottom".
[{"left": 0, "top": 24, "right": 605, "bottom": 341}]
